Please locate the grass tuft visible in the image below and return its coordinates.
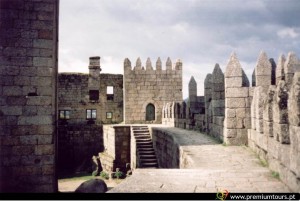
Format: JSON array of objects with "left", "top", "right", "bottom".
[{"left": 271, "top": 171, "right": 280, "bottom": 180}]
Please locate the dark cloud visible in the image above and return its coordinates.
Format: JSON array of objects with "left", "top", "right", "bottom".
[{"left": 59, "top": 0, "right": 300, "bottom": 98}]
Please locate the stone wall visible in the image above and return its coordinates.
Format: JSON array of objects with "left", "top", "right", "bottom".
[
  {"left": 160, "top": 51, "right": 300, "bottom": 191},
  {"left": 58, "top": 62, "right": 123, "bottom": 125},
  {"left": 0, "top": 0, "right": 58, "bottom": 192},
  {"left": 151, "top": 127, "right": 194, "bottom": 168},
  {"left": 57, "top": 125, "right": 103, "bottom": 176},
  {"left": 248, "top": 52, "right": 300, "bottom": 192},
  {"left": 124, "top": 57, "right": 183, "bottom": 124},
  {"left": 162, "top": 75, "right": 205, "bottom": 131},
  {"left": 100, "top": 125, "right": 131, "bottom": 173}
]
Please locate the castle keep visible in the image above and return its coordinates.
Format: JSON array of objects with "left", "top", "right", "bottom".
[{"left": 124, "top": 57, "right": 183, "bottom": 124}]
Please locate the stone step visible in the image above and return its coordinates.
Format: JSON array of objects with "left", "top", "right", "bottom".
[
  {"left": 139, "top": 154, "right": 156, "bottom": 159},
  {"left": 134, "top": 133, "right": 150, "bottom": 136},
  {"left": 140, "top": 166, "right": 158, "bottom": 169},
  {"left": 132, "top": 127, "right": 148, "bottom": 130},
  {"left": 138, "top": 150, "right": 155, "bottom": 155},
  {"left": 140, "top": 158, "right": 157, "bottom": 162},
  {"left": 134, "top": 132, "right": 150, "bottom": 135},
  {"left": 137, "top": 146, "right": 154, "bottom": 151},
  {"left": 137, "top": 144, "right": 153, "bottom": 148},
  {"left": 134, "top": 135, "right": 151, "bottom": 138},
  {"left": 133, "top": 130, "right": 149, "bottom": 134},
  {"left": 136, "top": 138, "right": 151, "bottom": 142},
  {"left": 140, "top": 162, "right": 158, "bottom": 168},
  {"left": 136, "top": 141, "right": 152, "bottom": 145},
  {"left": 136, "top": 143, "right": 152, "bottom": 148}
]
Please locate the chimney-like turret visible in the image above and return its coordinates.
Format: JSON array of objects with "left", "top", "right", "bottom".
[{"left": 88, "top": 56, "right": 101, "bottom": 90}]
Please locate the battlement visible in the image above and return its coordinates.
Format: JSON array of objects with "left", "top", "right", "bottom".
[{"left": 124, "top": 57, "right": 182, "bottom": 72}]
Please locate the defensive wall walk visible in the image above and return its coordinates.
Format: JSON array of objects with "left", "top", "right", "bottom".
[{"left": 108, "top": 127, "right": 290, "bottom": 193}]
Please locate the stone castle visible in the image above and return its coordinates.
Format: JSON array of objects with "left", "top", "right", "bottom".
[{"left": 0, "top": 0, "right": 299, "bottom": 193}]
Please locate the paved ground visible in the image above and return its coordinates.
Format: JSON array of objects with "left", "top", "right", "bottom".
[{"left": 109, "top": 128, "right": 291, "bottom": 193}]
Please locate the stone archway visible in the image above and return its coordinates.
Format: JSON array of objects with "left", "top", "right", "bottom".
[{"left": 146, "top": 103, "right": 155, "bottom": 121}]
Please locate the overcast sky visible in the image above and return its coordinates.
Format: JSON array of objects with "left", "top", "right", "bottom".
[{"left": 59, "top": 0, "right": 300, "bottom": 98}]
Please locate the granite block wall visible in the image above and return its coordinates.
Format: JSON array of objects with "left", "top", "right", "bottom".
[
  {"left": 248, "top": 52, "right": 300, "bottom": 192},
  {"left": 124, "top": 57, "right": 183, "bottom": 124},
  {"left": 58, "top": 61, "right": 123, "bottom": 125},
  {"left": 100, "top": 125, "right": 131, "bottom": 173},
  {"left": 0, "top": 0, "right": 58, "bottom": 192},
  {"left": 57, "top": 125, "right": 103, "bottom": 176}
]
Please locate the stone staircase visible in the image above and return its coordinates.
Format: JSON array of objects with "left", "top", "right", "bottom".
[{"left": 132, "top": 126, "right": 158, "bottom": 168}]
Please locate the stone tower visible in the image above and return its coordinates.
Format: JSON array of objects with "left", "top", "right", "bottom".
[
  {"left": 0, "top": 0, "right": 59, "bottom": 192},
  {"left": 123, "top": 57, "right": 183, "bottom": 124}
]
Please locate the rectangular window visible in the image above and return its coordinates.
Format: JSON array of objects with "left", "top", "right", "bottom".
[
  {"left": 86, "top": 109, "right": 97, "bottom": 120},
  {"left": 107, "top": 86, "right": 114, "bottom": 101},
  {"left": 107, "top": 86, "right": 113, "bottom": 94},
  {"left": 89, "top": 90, "right": 99, "bottom": 101},
  {"left": 59, "top": 110, "right": 70, "bottom": 119},
  {"left": 106, "top": 112, "right": 112, "bottom": 119}
]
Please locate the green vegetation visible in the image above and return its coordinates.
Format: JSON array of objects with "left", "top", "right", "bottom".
[
  {"left": 113, "top": 168, "right": 124, "bottom": 180},
  {"left": 258, "top": 157, "right": 268, "bottom": 167},
  {"left": 100, "top": 171, "right": 109, "bottom": 180},
  {"left": 271, "top": 171, "right": 280, "bottom": 179},
  {"left": 58, "top": 172, "right": 94, "bottom": 182}
]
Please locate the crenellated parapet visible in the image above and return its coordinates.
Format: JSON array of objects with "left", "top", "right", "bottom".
[
  {"left": 123, "top": 57, "right": 183, "bottom": 73},
  {"left": 248, "top": 52, "right": 300, "bottom": 192},
  {"left": 160, "top": 50, "right": 300, "bottom": 192}
]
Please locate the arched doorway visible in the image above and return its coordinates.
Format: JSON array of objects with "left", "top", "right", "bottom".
[{"left": 146, "top": 103, "right": 155, "bottom": 121}]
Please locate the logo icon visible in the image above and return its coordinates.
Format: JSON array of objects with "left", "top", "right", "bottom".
[{"left": 216, "top": 189, "right": 229, "bottom": 200}]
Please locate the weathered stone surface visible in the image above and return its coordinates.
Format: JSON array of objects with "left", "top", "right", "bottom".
[
  {"left": 156, "top": 57, "right": 162, "bottom": 70},
  {"left": 166, "top": 57, "right": 172, "bottom": 70},
  {"left": 189, "top": 76, "right": 197, "bottom": 98},
  {"left": 204, "top": 74, "right": 213, "bottom": 89},
  {"left": 75, "top": 179, "right": 107, "bottom": 193},
  {"left": 255, "top": 51, "right": 272, "bottom": 76},
  {"left": 284, "top": 52, "right": 300, "bottom": 87},
  {"left": 1, "top": 1, "right": 58, "bottom": 192},
  {"left": 212, "top": 63, "right": 224, "bottom": 84},
  {"left": 225, "top": 98, "right": 246, "bottom": 108},
  {"left": 124, "top": 57, "right": 182, "bottom": 124},
  {"left": 225, "top": 52, "right": 243, "bottom": 78},
  {"left": 225, "top": 108, "right": 235, "bottom": 118},
  {"left": 134, "top": 57, "right": 142, "bottom": 70},
  {"left": 225, "top": 87, "right": 248, "bottom": 98},
  {"left": 146, "top": 57, "right": 153, "bottom": 70},
  {"left": 284, "top": 52, "right": 299, "bottom": 74},
  {"left": 288, "top": 72, "right": 300, "bottom": 126}
]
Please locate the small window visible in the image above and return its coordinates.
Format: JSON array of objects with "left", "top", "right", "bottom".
[
  {"left": 107, "top": 86, "right": 114, "bottom": 101},
  {"left": 89, "top": 90, "right": 99, "bottom": 101},
  {"left": 107, "top": 86, "right": 113, "bottom": 94},
  {"left": 106, "top": 112, "right": 112, "bottom": 119},
  {"left": 59, "top": 110, "right": 70, "bottom": 119},
  {"left": 86, "top": 109, "right": 97, "bottom": 120}
]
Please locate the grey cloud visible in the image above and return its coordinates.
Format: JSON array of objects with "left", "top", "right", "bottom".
[{"left": 59, "top": 0, "right": 300, "bottom": 98}]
